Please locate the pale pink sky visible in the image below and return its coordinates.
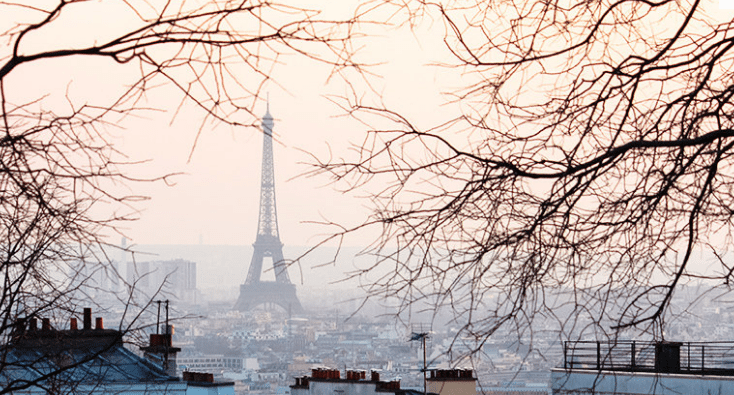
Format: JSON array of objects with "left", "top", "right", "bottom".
[
  {"left": 79, "top": 2, "right": 457, "bottom": 247},
  {"left": 7, "top": 0, "right": 732, "bottom": 250}
]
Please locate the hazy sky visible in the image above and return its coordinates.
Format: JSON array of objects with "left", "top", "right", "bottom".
[
  {"left": 0, "top": 1, "right": 454, "bottom": 250},
  {"left": 5, "top": 0, "right": 734, "bottom": 251},
  {"left": 110, "top": 3, "right": 458, "bottom": 248},
  {"left": 118, "top": 12, "right": 463, "bottom": 289}
]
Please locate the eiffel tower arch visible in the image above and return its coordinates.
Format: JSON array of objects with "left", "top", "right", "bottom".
[{"left": 233, "top": 105, "right": 303, "bottom": 314}]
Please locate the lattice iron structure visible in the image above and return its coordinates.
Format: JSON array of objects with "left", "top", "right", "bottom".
[{"left": 234, "top": 106, "right": 303, "bottom": 313}]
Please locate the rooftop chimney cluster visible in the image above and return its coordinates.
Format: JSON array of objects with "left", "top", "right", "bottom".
[
  {"left": 429, "top": 368, "right": 474, "bottom": 379},
  {"left": 9, "top": 307, "right": 122, "bottom": 352},
  {"left": 293, "top": 368, "right": 400, "bottom": 390},
  {"left": 148, "top": 333, "right": 173, "bottom": 348},
  {"left": 311, "top": 368, "right": 341, "bottom": 379},
  {"left": 14, "top": 307, "right": 107, "bottom": 338},
  {"left": 293, "top": 377, "right": 309, "bottom": 387},
  {"left": 376, "top": 379, "right": 401, "bottom": 391},
  {"left": 345, "top": 370, "right": 367, "bottom": 380}
]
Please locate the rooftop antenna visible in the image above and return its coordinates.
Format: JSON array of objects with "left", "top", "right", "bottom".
[
  {"left": 156, "top": 300, "right": 161, "bottom": 334},
  {"left": 162, "top": 300, "right": 170, "bottom": 373},
  {"left": 410, "top": 328, "right": 431, "bottom": 395},
  {"left": 154, "top": 300, "right": 170, "bottom": 334}
]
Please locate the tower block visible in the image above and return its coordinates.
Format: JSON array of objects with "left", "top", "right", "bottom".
[{"left": 233, "top": 106, "right": 303, "bottom": 313}]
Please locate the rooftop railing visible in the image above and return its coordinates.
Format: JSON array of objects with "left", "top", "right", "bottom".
[{"left": 563, "top": 340, "right": 734, "bottom": 376}]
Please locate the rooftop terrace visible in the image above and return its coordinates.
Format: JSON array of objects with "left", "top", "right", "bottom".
[{"left": 563, "top": 340, "right": 734, "bottom": 375}]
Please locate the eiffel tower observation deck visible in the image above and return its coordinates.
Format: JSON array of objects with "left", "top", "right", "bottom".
[{"left": 233, "top": 105, "right": 303, "bottom": 313}]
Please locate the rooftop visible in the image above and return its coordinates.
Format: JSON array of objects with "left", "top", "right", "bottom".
[
  {"left": 2, "top": 311, "right": 175, "bottom": 390},
  {"left": 563, "top": 340, "right": 734, "bottom": 376},
  {"left": 1, "top": 307, "right": 234, "bottom": 394}
]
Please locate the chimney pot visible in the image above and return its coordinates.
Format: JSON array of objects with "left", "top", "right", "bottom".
[
  {"left": 83, "top": 308, "right": 92, "bottom": 330},
  {"left": 95, "top": 317, "right": 104, "bottom": 330},
  {"left": 29, "top": 318, "right": 38, "bottom": 331},
  {"left": 70, "top": 317, "right": 78, "bottom": 330}
]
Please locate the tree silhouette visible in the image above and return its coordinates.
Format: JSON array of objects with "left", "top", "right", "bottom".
[
  {"left": 0, "top": 0, "right": 356, "bottom": 392},
  {"left": 318, "top": 0, "right": 734, "bottom": 357}
]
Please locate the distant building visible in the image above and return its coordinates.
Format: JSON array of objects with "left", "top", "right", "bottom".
[
  {"left": 70, "top": 259, "right": 121, "bottom": 296},
  {"left": 552, "top": 340, "right": 734, "bottom": 394},
  {"left": 127, "top": 260, "right": 151, "bottom": 291},
  {"left": 127, "top": 259, "right": 197, "bottom": 304},
  {"left": 178, "top": 355, "right": 256, "bottom": 373},
  {"left": 1, "top": 307, "right": 233, "bottom": 395}
]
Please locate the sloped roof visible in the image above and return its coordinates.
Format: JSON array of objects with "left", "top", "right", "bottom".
[{"left": 0, "top": 328, "right": 177, "bottom": 392}]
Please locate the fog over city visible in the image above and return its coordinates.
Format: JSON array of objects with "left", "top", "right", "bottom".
[{"left": 5, "top": 1, "right": 734, "bottom": 395}]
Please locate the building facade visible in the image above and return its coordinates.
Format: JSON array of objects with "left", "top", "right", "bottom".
[
  {"left": 426, "top": 369, "right": 477, "bottom": 395},
  {"left": 127, "top": 259, "right": 198, "bottom": 304}
]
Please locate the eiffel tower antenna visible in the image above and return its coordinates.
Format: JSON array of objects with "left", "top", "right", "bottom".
[{"left": 234, "top": 104, "right": 303, "bottom": 313}]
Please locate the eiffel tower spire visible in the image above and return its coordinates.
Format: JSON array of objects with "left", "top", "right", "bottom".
[
  {"left": 257, "top": 106, "right": 278, "bottom": 239},
  {"left": 234, "top": 105, "right": 303, "bottom": 313}
]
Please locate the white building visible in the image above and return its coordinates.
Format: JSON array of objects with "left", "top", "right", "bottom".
[
  {"left": 178, "top": 355, "right": 258, "bottom": 373},
  {"left": 552, "top": 340, "right": 734, "bottom": 394}
]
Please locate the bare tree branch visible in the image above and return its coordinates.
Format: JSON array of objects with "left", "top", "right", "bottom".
[{"left": 315, "top": 0, "right": 734, "bottom": 363}]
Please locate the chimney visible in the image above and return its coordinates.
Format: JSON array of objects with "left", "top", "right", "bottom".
[
  {"left": 12, "top": 317, "right": 26, "bottom": 337},
  {"left": 655, "top": 342, "right": 682, "bottom": 373},
  {"left": 183, "top": 371, "right": 214, "bottom": 383},
  {"left": 95, "top": 317, "right": 104, "bottom": 330},
  {"left": 141, "top": 327, "right": 181, "bottom": 377},
  {"left": 42, "top": 318, "right": 51, "bottom": 331},
  {"left": 29, "top": 318, "right": 38, "bottom": 331},
  {"left": 83, "top": 308, "right": 92, "bottom": 330},
  {"left": 70, "top": 317, "right": 78, "bottom": 330}
]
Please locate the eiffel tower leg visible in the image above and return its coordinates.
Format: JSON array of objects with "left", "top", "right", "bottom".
[
  {"left": 246, "top": 248, "right": 265, "bottom": 284},
  {"left": 272, "top": 248, "right": 291, "bottom": 284}
]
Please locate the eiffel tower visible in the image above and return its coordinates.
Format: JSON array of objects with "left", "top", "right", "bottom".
[{"left": 233, "top": 105, "right": 303, "bottom": 313}]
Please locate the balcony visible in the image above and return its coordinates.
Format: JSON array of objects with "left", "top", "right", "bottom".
[{"left": 562, "top": 340, "right": 734, "bottom": 375}]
